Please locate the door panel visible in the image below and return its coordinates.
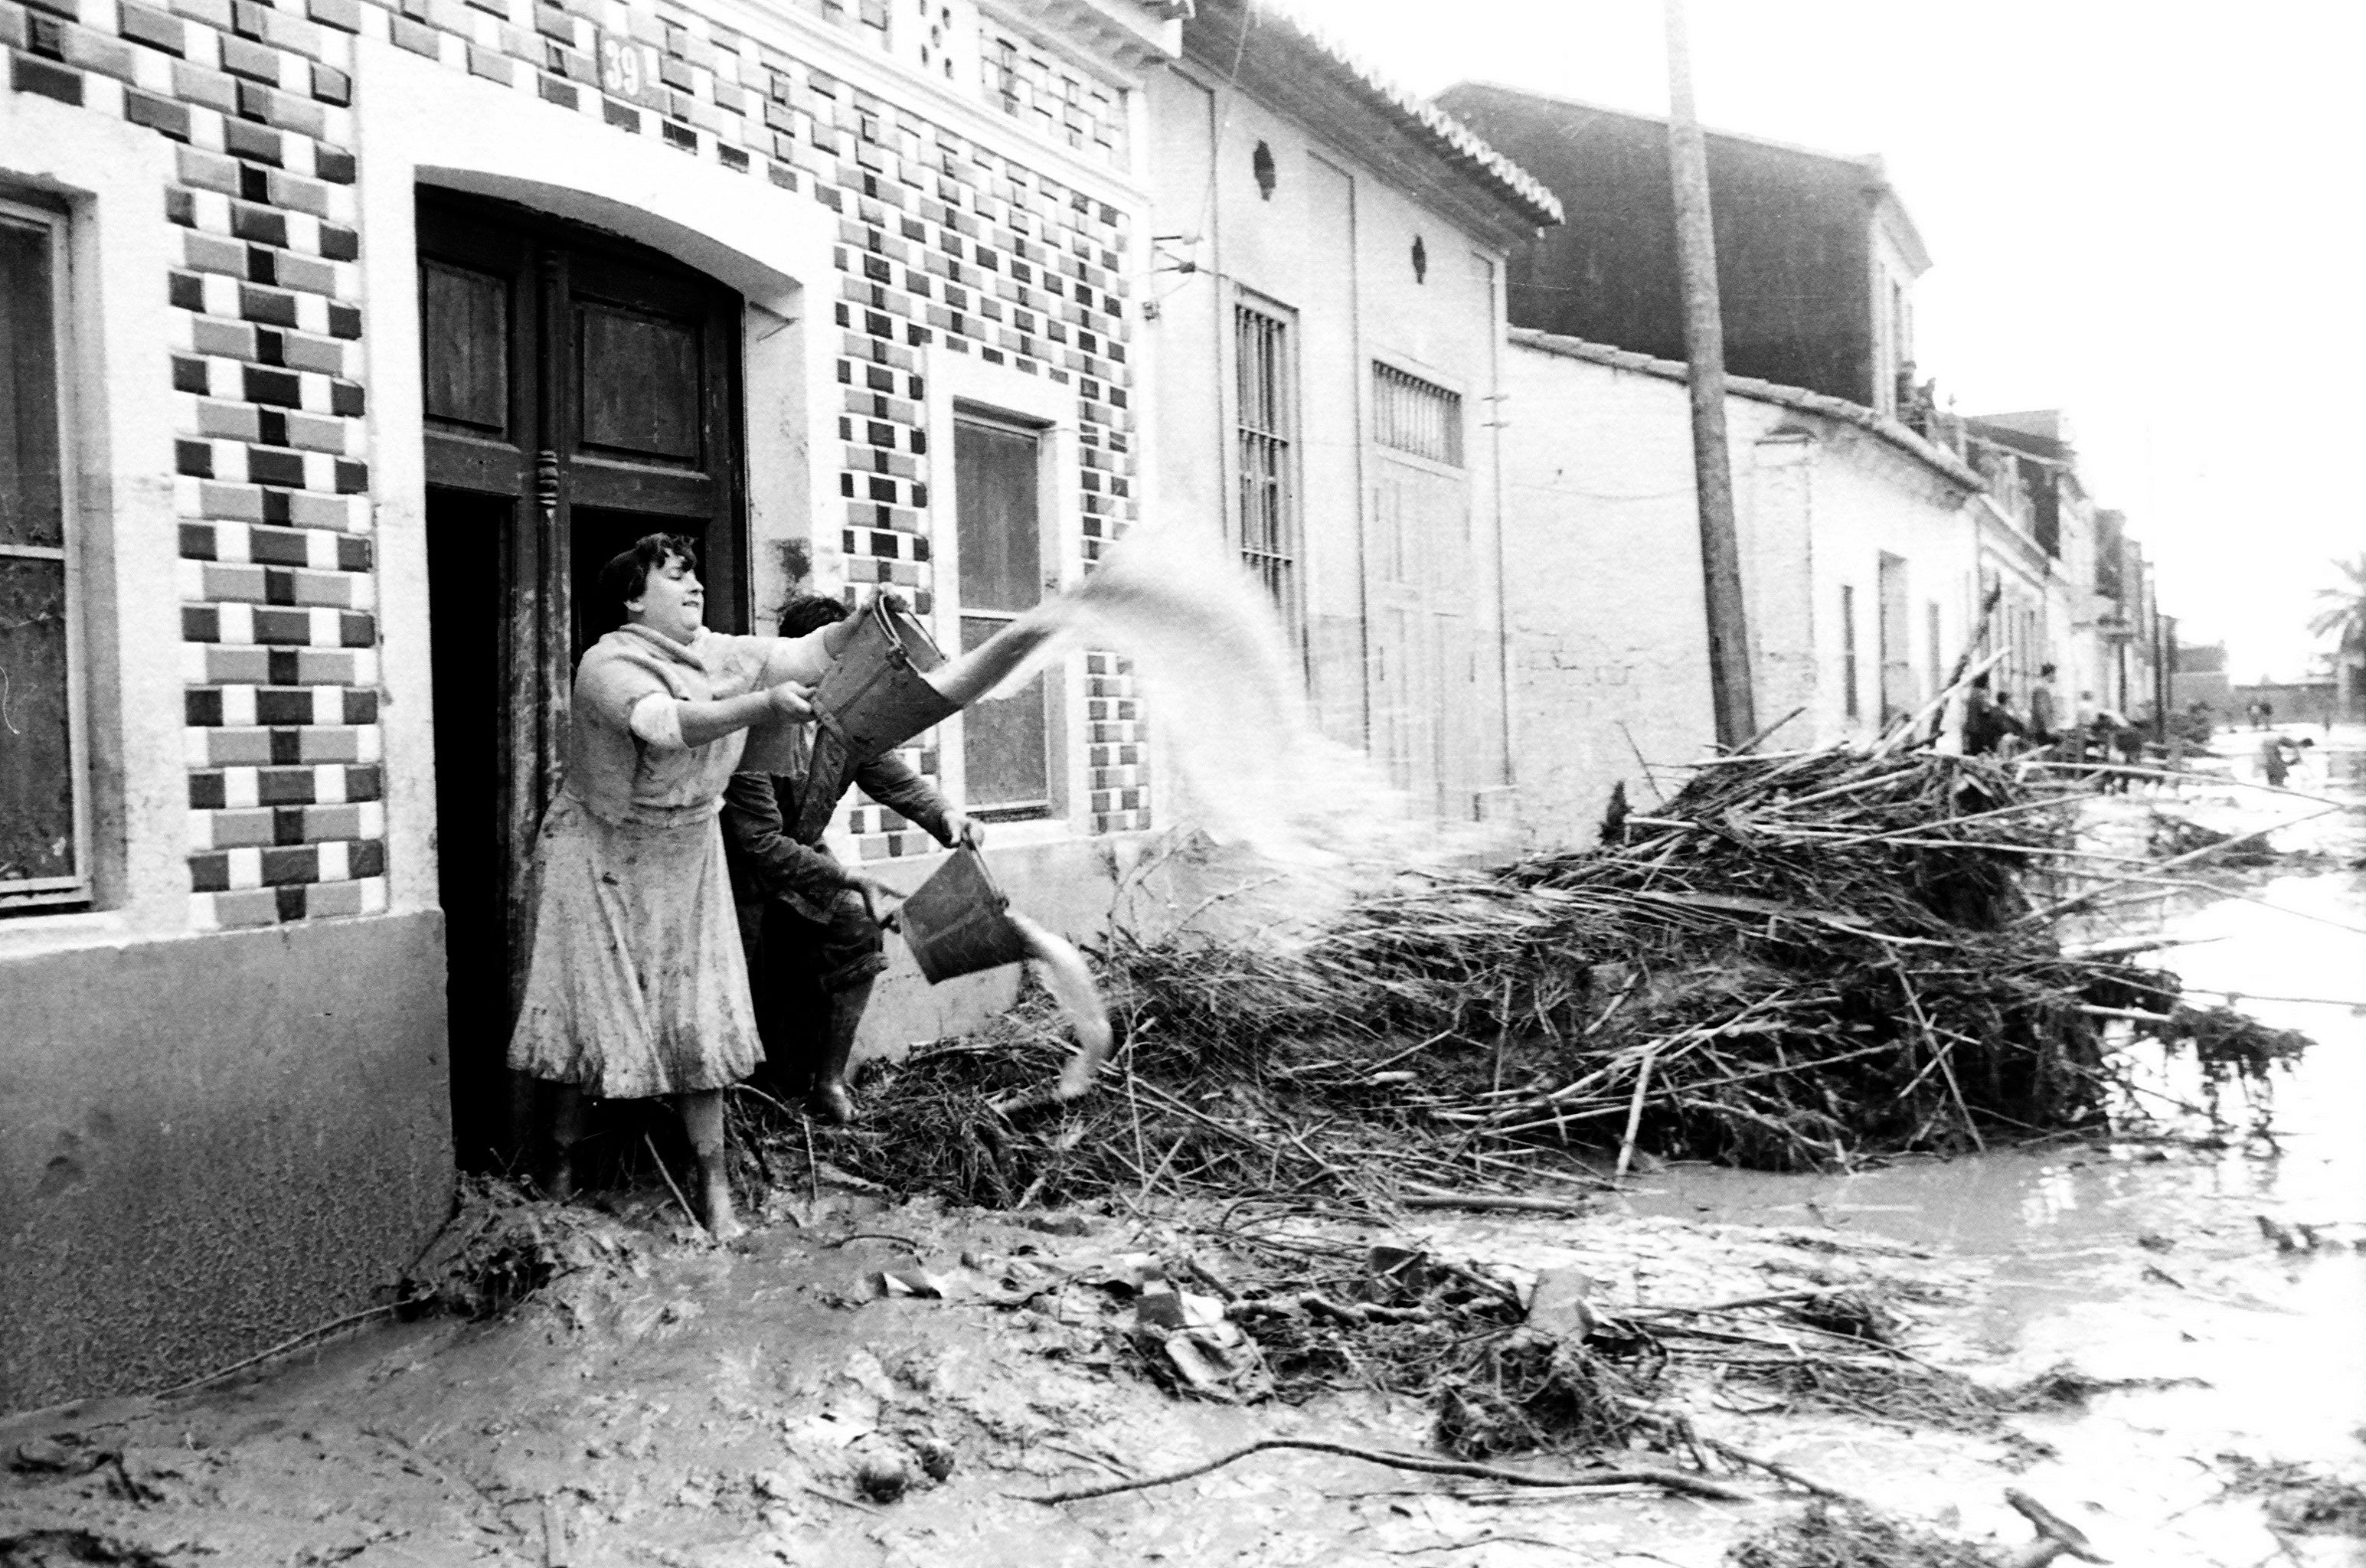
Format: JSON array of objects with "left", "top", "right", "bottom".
[
  {"left": 1368, "top": 456, "right": 1473, "bottom": 818},
  {"left": 954, "top": 419, "right": 1041, "bottom": 611},
  {"left": 416, "top": 191, "right": 748, "bottom": 1169},
  {"left": 959, "top": 616, "right": 1051, "bottom": 812},
  {"left": 575, "top": 304, "right": 701, "bottom": 462},
  {"left": 420, "top": 260, "right": 511, "bottom": 436}
]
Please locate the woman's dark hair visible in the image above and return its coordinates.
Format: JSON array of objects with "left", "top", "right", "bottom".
[
  {"left": 776, "top": 592, "right": 851, "bottom": 639},
  {"left": 599, "top": 533, "right": 700, "bottom": 614}
]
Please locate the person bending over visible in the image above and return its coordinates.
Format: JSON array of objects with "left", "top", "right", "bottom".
[{"left": 721, "top": 593, "right": 979, "bottom": 1124}]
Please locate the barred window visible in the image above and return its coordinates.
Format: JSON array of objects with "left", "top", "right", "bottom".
[
  {"left": 1234, "top": 301, "right": 1296, "bottom": 619},
  {"left": 1373, "top": 362, "right": 1463, "bottom": 467},
  {"left": 1, "top": 196, "right": 86, "bottom": 908}
]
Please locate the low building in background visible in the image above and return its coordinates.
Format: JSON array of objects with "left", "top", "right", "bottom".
[
  {"left": 1501, "top": 332, "right": 1982, "bottom": 850},
  {"left": 2229, "top": 681, "right": 2341, "bottom": 729}
]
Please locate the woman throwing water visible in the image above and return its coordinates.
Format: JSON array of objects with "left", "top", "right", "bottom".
[{"left": 509, "top": 533, "right": 861, "bottom": 1240}]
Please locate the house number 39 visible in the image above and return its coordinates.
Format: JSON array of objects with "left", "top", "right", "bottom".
[{"left": 596, "top": 34, "right": 662, "bottom": 105}]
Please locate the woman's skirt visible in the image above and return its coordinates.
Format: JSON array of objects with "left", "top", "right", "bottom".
[{"left": 507, "top": 793, "right": 762, "bottom": 1099}]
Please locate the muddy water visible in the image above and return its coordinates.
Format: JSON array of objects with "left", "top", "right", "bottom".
[{"left": 1587, "top": 729, "right": 2366, "bottom": 1566}]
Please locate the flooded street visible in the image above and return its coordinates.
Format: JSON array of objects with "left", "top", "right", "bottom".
[
  {"left": 1609, "top": 725, "right": 2366, "bottom": 1563},
  {"left": 5, "top": 733, "right": 2362, "bottom": 1568}
]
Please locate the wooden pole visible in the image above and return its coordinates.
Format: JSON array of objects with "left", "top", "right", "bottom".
[{"left": 1663, "top": 0, "right": 1757, "bottom": 749}]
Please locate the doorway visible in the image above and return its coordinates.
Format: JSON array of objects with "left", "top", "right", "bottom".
[{"left": 417, "top": 191, "right": 748, "bottom": 1170}]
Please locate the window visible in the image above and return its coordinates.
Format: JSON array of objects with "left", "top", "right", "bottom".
[
  {"left": 0, "top": 198, "right": 86, "bottom": 910},
  {"left": 1838, "top": 583, "right": 1859, "bottom": 722},
  {"left": 1234, "top": 300, "right": 1297, "bottom": 621},
  {"left": 1926, "top": 600, "right": 1943, "bottom": 701},
  {"left": 953, "top": 408, "right": 1053, "bottom": 817},
  {"left": 1373, "top": 362, "right": 1463, "bottom": 467}
]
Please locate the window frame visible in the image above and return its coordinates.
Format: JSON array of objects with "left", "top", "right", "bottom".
[
  {"left": 0, "top": 194, "right": 92, "bottom": 913},
  {"left": 1229, "top": 290, "right": 1302, "bottom": 640},
  {"left": 946, "top": 398, "right": 1060, "bottom": 824}
]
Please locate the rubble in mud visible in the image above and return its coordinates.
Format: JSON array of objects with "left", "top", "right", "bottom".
[
  {"left": 1724, "top": 1500, "right": 2002, "bottom": 1568},
  {"left": 399, "top": 1174, "right": 652, "bottom": 1320},
  {"left": 2215, "top": 1453, "right": 2366, "bottom": 1538}
]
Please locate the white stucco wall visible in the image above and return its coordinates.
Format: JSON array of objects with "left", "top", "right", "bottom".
[
  {"left": 1141, "top": 59, "right": 1515, "bottom": 828},
  {"left": 1499, "top": 341, "right": 1980, "bottom": 851}
]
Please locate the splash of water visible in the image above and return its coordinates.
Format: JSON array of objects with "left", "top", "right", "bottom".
[
  {"left": 1002, "top": 909, "right": 1113, "bottom": 1099},
  {"left": 985, "top": 524, "right": 1474, "bottom": 874}
]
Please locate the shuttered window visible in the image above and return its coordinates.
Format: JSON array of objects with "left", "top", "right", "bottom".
[
  {"left": 1234, "top": 301, "right": 1296, "bottom": 622},
  {"left": 0, "top": 198, "right": 85, "bottom": 910},
  {"left": 1373, "top": 362, "right": 1462, "bottom": 467}
]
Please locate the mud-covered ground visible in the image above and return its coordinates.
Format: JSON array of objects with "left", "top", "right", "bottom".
[{"left": 6, "top": 730, "right": 2363, "bottom": 1568}]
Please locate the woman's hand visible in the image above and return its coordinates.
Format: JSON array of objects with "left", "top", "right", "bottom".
[
  {"left": 940, "top": 810, "right": 983, "bottom": 851},
  {"left": 766, "top": 681, "right": 814, "bottom": 720}
]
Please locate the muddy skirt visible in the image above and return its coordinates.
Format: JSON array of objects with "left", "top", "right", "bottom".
[{"left": 506, "top": 793, "right": 762, "bottom": 1099}]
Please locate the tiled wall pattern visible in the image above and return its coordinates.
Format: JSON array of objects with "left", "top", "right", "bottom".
[{"left": 2, "top": 0, "right": 1144, "bottom": 928}]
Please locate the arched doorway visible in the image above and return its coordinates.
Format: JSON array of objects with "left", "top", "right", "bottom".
[{"left": 417, "top": 189, "right": 748, "bottom": 1171}]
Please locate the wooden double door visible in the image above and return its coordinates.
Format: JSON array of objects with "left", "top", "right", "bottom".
[{"left": 417, "top": 192, "right": 749, "bottom": 1168}]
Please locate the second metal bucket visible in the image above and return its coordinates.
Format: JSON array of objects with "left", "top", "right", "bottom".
[{"left": 897, "top": 846, "right": 1031, "bottom": 985}]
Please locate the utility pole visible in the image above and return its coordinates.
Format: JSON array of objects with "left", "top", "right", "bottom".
[{"left": 1663, "top": 0, "right": 1757, "bottom": 748}]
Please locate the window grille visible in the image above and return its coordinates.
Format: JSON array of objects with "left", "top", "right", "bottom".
[
  {"left": 1234, "top": 302, "right": 1296, "bottom": 616},
  {"left": 1372, "top": 362, "right": 1462, "bottom": 467}
]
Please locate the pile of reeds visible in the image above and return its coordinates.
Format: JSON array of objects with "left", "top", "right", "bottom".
[{"left": 794, "top": 746, "right": 2305, "bottom": 1204}]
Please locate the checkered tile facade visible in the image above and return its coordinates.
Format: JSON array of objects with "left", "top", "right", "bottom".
[{"left": 4, "top": 0, "right": 1145, "bottom": 926}]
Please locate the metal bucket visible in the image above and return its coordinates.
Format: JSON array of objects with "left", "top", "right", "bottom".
[
  {"left": 897, "top": 846, "right": 1031, "bottom": 985},
  {"left": 789, "top": 596, "right": 962, "bottom": 841}
]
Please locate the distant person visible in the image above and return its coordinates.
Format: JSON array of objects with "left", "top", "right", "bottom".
[
  {"left": 2257, "top": 732, "right": 2312, "bottom": 789},
  {"left": 2027, "top": 665, "right": 2059, "bottom": 745},
  {"left": 2090, "top": 709, "right": 2132, "bottom": 792},
  {"left": 2068, "top": 691, "right": 2096, "bottom": 766},
  {"left": 1962, "top": 677, "right": 2025, "bottom": 756}
]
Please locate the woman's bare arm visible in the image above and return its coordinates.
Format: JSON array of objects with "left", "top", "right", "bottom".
[{"left": 675, "top": 682, "right": 812, "bottom": 749}]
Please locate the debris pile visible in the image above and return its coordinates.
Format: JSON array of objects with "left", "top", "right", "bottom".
[
  {"left": 1724, "top": 1501, "right": 2000, "bottom": 1568},
  {"left": 400, "top": 1174, "right": 649, "bottom": 1319},
  {"left": 802, "top": 746, "right": 2313, "bottom": 1204},
  {"left": 2217, "top": 1453, "right": 2366, "bottom": 1537},
  {"left": 2145, "top": 809, "right": 2277, "bottom": 866}
]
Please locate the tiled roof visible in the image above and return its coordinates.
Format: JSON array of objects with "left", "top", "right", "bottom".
[
  {"left": 1509, "top": 329, "right": 1982, "bottom": 492},
  {"left": 1187, "top": 0, "right": 1562, "bottom": 230}
]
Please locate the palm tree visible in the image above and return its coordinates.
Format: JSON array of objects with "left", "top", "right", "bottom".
[
  {"left": 2309, "top": 553, "right": 2366, "bottom": 652},
  {"left": 2311, "top": 553, "right": 2366, "bottom": 720}
]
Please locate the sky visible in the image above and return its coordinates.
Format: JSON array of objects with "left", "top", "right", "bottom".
[{"left": 1284, "top": 0, "right": 2365, "bottom": 682}]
